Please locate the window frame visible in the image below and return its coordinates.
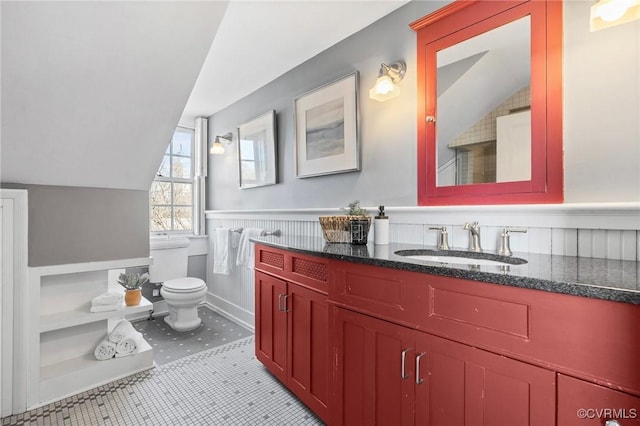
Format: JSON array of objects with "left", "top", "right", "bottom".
[{"left": 150, "top": 126, "right": 195, "bottom": 234}]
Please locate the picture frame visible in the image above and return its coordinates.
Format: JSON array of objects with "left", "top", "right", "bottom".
[
  {"left": 294, "top": 72, "right": 360, "bottom": 178},
  {"left": 237, "top": 109, "right": 278, "bottom": 189}
]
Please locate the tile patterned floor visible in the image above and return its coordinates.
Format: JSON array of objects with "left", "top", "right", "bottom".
[
  {"left": 133, "top": 306, "right": 253, "bottom": 365},
  {"left": 2, "top": 308, "right": 324, "bottom": 425}
]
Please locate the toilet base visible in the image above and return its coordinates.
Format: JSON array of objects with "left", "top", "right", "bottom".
[{"left": 164, "top": 308, "right": 202, "bottom": 332}]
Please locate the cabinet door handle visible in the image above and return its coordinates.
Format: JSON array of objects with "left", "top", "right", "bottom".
[
  {"left": 416, "top": 353, "right": 426, "bottom": 385},
  {"left": 401, "top": 348, "right": 410, "bottom": 379},
  {"left": 605, "top": 421, "right": 621, "bottom": 426},
  {"left": 277, "top": 294, "right": 283, "bottom": 312},
  {"left": 282, "top": 294, "right": 290, "bottom": 312}
]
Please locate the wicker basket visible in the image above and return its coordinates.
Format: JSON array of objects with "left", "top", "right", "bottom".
[{"left": 319, "top": 215, "right": 371, "bottom": 243}]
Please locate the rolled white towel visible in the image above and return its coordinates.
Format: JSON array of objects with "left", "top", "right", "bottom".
[
  {"left": 115, "top": 331, "right": 144, "bottom": 357},
  {"left": 91, "top": 292, "right": 123, "bottom": 307},
  {"left": 108, "top": 320, "right": 135, "bottom": 343},
  {"left": 90, "top": 303, "right": 124, "bottom": 313},
  {"left": 94, "top": 340, "right": 116, "bottom": 361}
]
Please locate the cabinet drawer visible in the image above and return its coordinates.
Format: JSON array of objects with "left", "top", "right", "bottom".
[
  {"left": 255, "top": 244, "right": 328, "bottom": 294},
  {"left": 558, "top": 374, "right": 640, "bottom": 425},
  {"left": 329, "top": 260, "right": 428, "bottom": 328}
]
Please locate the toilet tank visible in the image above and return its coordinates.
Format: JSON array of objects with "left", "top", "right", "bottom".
[{"left": 149, "top": 237, "right": 190, "bottom": 283}]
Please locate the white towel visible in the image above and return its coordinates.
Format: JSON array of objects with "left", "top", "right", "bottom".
[
  {"left": 236, "top": 228, "right": 265, "bottom": 270},
  {"left": 91, "top": 292, "right": 123, "bottom": 306},
  {"left": 108, "top": 319, "right": 135, "bottom": 343},
  {"left": 115, "top": 331, "right": 144, "bottom": 356},
  {"left": 94, "top": 340, "right": 116, "bottom": 361},
  {"left": 213, "top": 227, "right": 231, "bottom": 275},
  {"left": 90, "top": 303, "right": 124, "bottom": 313}
]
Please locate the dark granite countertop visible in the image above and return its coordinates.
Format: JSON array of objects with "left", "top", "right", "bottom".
[{"left": 253, "top": 236, "right": 640, "bottom": 305}]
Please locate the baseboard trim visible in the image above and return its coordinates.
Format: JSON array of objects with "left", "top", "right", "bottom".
[{"left": 205, "top": 293, "right": 254, "bottom": 332}]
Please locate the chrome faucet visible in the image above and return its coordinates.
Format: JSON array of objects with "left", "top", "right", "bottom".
[
  {"left": 429, "top": 226, "right": 450, "bottom": 250},
  {"left": 463, "top": 221, "right": 482, "bottom": 253}
]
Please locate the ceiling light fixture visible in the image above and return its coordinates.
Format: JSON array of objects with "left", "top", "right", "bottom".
[
  {"left": 369, "top": 61, "right": 406, "bottom": 102},
  {"left": 210, "top": 132, "right": 233, "bottom": 155},
  {"left": 590, "top": 0, "right": 640, "bottom": 31}
]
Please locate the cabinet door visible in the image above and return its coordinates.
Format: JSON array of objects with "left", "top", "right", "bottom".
[
  {"left": 558, "top": 374, "right": 640, "bottom": 425},
  {"left": 255, "top": 271, "right": 287, "bottom": 383},
  {"left": 334, "top": 307, "right": 414, "bottom": 426},
  {"left": 414, "top": 332, "right": 555, "bottom": 426},
  {"left": 287, "top": 283, "right": 330, "bottom": 423}
]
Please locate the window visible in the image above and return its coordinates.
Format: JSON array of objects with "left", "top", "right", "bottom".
[{"left": 150, "top": 127, "right": 194, "bottom": 232}]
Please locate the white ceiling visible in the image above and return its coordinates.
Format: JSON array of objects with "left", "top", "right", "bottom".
[
  {"left": 1, "top": 0, "right": 408, "bottom": 191},
  {"left": 180, "top": 0, "right": 410, "bottom": 125}
]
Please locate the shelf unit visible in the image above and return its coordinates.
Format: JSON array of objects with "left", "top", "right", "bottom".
[
  {"left": 27, "top": 257, "right": 154, "bottom": 409},
  {"left": 40, "top": 298, "right": 153, "bottom": 333}
]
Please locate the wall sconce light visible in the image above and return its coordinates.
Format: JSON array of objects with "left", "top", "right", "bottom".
[
  {"left": 369, "top": 61, "right": 406, "bottom": 102},
  {"left": 590, "top": 0, "right": 640, "bottom": 31},
  {"left": 210, "top": 132, "right": 233, "bottom": 155}
]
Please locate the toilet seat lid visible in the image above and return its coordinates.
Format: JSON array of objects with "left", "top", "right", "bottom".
[{"left": 162, "top": 277, "right": 206, "bottom": 292}]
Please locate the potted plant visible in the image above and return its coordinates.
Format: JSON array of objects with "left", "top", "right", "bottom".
[{"left": 118, "top": 272, "right": 149, "bottom": 306}]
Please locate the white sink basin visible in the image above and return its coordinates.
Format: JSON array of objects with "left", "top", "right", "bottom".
[
  {"left": 404, "top": 254, "right": 514, "bottom": 266},
  {"left": 395, "top": 250, "right": 527, "bottom": 266}
]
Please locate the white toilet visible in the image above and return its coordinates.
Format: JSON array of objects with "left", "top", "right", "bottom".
[{"left": 149, "top": 237, "right": 208, "bottom": 331}]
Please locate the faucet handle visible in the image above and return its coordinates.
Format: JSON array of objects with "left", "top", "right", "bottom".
[
  {"left": 499, "top": 227, "right": 527, "bottom": 256},
  {"left": 429, "top": 226, "right": 450, "bottom": 250},
  {"left": 504, "top": 227, "right": 527, "bottom": 235}
]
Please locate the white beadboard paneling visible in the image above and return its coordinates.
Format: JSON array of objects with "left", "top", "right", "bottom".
[
  {"left": 578, "top": 229, "right": 593, "bottom": 258},
  {"left": 551, "top": 229, "right": 578, "bottom": 256},
  {"left": 482, "top": 225, "right": 501, "bottom": 253},
  {"left": 205, "top": 206, "right": 639, "bottom": 323},
  {"left": 392, "top": 224, "right": 424, "bottom": 245},
  {"left": 527, "top": 228, "right": 552, "bottom": 255}
]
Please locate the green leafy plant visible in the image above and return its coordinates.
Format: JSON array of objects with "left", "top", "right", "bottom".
[
  {"left": 118, "top": 272, "right": 149, "bottom": 291},
  {"left": 343, "top": 200, "right": 368, "bottom": 217}
]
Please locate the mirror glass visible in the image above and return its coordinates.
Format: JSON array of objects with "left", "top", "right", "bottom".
[
  {"left": 238, "top": 110, "right": 278, "bottom": 189},
  {"left": 436, "top": 16, "right": 531, "bottom": 187}
]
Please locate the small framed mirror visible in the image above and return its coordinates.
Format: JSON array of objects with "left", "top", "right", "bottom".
[{"left": 238, "top": 110, "right": 278, "bottom": 189}]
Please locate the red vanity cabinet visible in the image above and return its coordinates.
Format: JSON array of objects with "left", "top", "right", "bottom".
[
  {"left": 254, "top": 245, "right": 331, "bottom": 423},
  {"left": 333, "top": 295, "right": 555, "bottom": 426},
  {"left": 255, "top": 271, "right": 288, "bottom": 383},
  {"left": 254, "top": 244, "right": 640, "bottom": 425},
  {"left": 329, "top": 258, "right": 640, "bottom": 425}
]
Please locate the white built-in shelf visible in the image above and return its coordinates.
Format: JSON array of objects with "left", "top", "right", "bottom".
[
  {"left": 40, "top": 297, "right": 152, "bottom": 333},
  {"left": 39, "top": 339, "right": 154, "bottom": 405}
]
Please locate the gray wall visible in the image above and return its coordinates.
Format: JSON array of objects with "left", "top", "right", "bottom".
[
  {"left": 208, "top": 1, "right": 640, "bottom": 208},
  {"left": 1, "top": 184, "right": 149, "bottom": 266},
  {"left": 208, "top": 2, "right": 443, "bottom": 210}
]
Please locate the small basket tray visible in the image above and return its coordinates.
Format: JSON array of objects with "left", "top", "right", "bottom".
[{"left": 319, "top": 216, "right": 371, "bottom": 243}]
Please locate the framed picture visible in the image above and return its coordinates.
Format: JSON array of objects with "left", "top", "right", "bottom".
[
  {"left": 237, "top": 110, "right": 278, "bottom": 189},
  {"left": 294, "top": 72, "right": 360, "bottom": 178}
]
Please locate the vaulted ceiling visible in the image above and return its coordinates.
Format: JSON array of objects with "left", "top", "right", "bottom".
[{"left": 1, "top": 1, "right": 408, "bottom": 191}]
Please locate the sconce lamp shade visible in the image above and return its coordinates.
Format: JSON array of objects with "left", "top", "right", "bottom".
[
  {"left": 369, "top": 61, "right": 406, "bottom": 102},
  {"left": 370, "top": 75, "right": 401, "bottom": 101},
  {"left": 210, "top": 138, "right": 226, "bottom": 155},
  {"left": 590, "top": 0, "right": 640, "bottom": 31},
  {"left": 210, "top": 132, "right": 233, "bottom": 155}
]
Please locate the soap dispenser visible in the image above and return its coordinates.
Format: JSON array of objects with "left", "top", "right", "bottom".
[{"left": 374, "top": 205, "right": 389, "bottom": 245}]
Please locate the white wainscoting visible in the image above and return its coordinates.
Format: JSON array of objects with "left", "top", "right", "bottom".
[{"left": 205, "top": 203, "right": 640, "bottom": 326}]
